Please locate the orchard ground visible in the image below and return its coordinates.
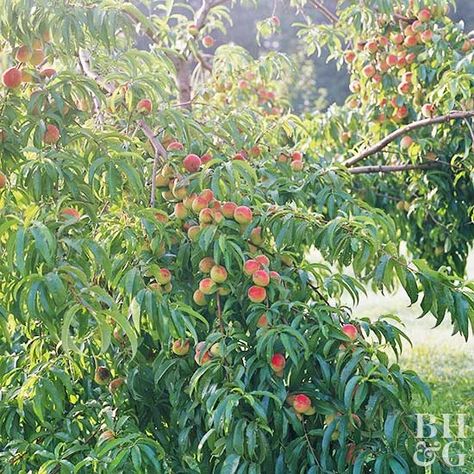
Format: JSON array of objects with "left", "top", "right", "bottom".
[{"left": 310, "top": 250, "right": 474, "bottom": 469}]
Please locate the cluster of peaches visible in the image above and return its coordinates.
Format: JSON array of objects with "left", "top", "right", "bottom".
[{"left": 344, "top": 5, "right": 473, "bottom": 122}]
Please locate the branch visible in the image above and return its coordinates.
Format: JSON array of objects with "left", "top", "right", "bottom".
[
  {"left": 195, "top": 0, "right": 230, "bottom": 30},
  {"left": 137, "top": 120, "right": 167, "bottom": 207},
  {"left": 309, "top": 0, "right": 338, "bottom": 23},
  {"left": 344, "top": 111, "right": 474, "bottom": 167},
  {"left": 349, "top": 162, "right": 443, "bottom": 175},
  {"left": 78, "top": 49, "right": 115, "bottom": 94}
]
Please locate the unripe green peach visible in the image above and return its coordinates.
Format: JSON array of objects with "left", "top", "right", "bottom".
[
  {"left": 157, "top": 268, "right": 171, "bottom": 285},
  {"left": 249, "top": 227, "right": 263, "bottom": 246}
]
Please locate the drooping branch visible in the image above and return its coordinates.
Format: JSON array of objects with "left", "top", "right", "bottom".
[
  {"left": 349, "top": 162, "right": 443, "bottom": 175},
  {"left": 344, "top": 111, "right": 474, "bottom": 167},
  {"left": 309, "top": 0, "right": 338, "bottom": 24}
]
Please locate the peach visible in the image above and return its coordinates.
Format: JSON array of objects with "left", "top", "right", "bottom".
[
  {"left": 183, "top": 153, "right": 202, "bottom": 173},
  {"left": 386, "top": 54, "right": 398, "bottom": 67},
  {"left": 400, "top": 136, "right": 414, "bottom": 149},
  {"left": 192, "top": 196, "right": 208, "bottom": 213},
  {"left": 199, "top": 257, "right": 215, "bottom": 273},
  {"left": 378, "top": 35, "right": 389, "bottom": 47},
  {"left": 290, "top": 160, "right": 304, "bottom": 171},
  {"left": 167, "top": 141, "right": 184, "bottom": 151},
  {"left": 187, "top": 225, "right": 200, "bottom": 241},
  {"left": 194, "top": 343, "right": 212, "bottom": 365},
  {"left": 98, "top": 430, "right": 115, "bottom": 443},
  {"left": 137, "top": 98, "right": 152, "bottom": 114},
  {"left": 233, "top": 151, "right": 246, "bottom": 160},
  {"left": 108, "top": 377, "right": 125, "bottom": 394},
  {"left": 271, "top": 15, "right": 280, "bottom": 26},
  {"left": 2, "top": 67, "right": 22, "bottom": 88},
  {"left": 249, "top": 145, "right": 261, "bottom": 157},
  {"left": 252, "top": 270, "right": 270, "bottom": 287},
  {"left": 293, "top": 394, "right": 312, "bottom": 414},
  {"left": 349, "top": 80, "right": 360, "bottom": 93},
  {"left": 212, "top": 210, "right": 224, "bottom": 224},
  {"left": 193, "top": 289, "right": 207, "bottom": 306},
  {"left": 418, "top": 8, "right": 431, "bottom": 23},
  {"left": 172, "top": 339, "right": 190, "bottom": 356},
  {"left": 234, "top": 205, "right": 252, "bottom": 224},
  {"left": 16, "top": 45, "right": 32, "bottom": 62},
  {"left": 157, "top": 268, "right": 172, "bottom": 285},
  {"left": 238, "top": 79, "right": 249, "bottom": 90},
  {"left": 248, "top": 285, "right": 266, "bottom": 303},
  {"left": 200, "top": 188, "right": 214, "bottom": 203},
  {"left": 155, "top": 174, "right": 170, "bottom": 188},
  {"left": 43, "top": 124, "right": 60, "bottom": 144},
  {"left": 421, "top": 30, "right": 433, "bottom": 43},
  {"left": 270, "top": 353, "right": 285, "bottom": 372},
  {"left": 40, "top": 67, "right": 56, "bottom": 78},
  {"left": 199, "top": 208, "right": 213, "bottom": 224},
  {"left": 183, "top": 194, "right": 197, "bottom": 209},
  {"left": 210, "top": 265, "right": 227, "bottom": 283},
  {"left": 218, "top": 286, "right": 230, "bottom": 296},
  {"left": 397, "top": 82, "right": 411, "bottom": 95},
  {"left": 362, "top": 64, "right": 376, "bottom": 78},
  {"left": 0, "top": 172, "right": 6, "bottom": 189},
  {"left": 344, "top": 51, "right": 356, "bottom": 63},
  {"left": 365, "top": 40, "right": 378, "bottom": 54},
  {"left": 342, "top": 323, "right": 358, "bottom": 340},
  {"left": 30, "top": 49, "right": 45, "bottom": 66},
  {"left": 249, "top": 227, "right": 263, "bottom": 246},
  {"left": 255, "top": 255, "right": 270, "bottom": 267},
  {"left": 202, "top": 35, "right": 215, "bottom": 48},
  {"left": 291, "top": 151, "right": 303, "bottom": 161},
  {"left": 61, "top": 208, "right": 80, "bottom": 220},
  {"left": 243, "top": 259, "right": 261, "bottom": 276},
  {"left": 200, "top": 152, "right": 212, "bottom": 164},
  {"left": 391, "top": 33, "right": 404, "bottom": 45},
  {"left": 199, "top": 278, "right": 216, "bottom": 295},
  {"left": 406, "top": 52, "right": 416, "bottom": 64},
  {"left": 422, "top": 103, "right": 435, "bottom": 117},
  {"left": 404, "top": 35, "right": 418, "bottom": 47},
  {"left": 257, "top": 314, "right": 268, "bottom": 328},
  {"left": 269, "top": 271, "right": 281, "bottom": 282},
  {"left": 174, "top": 203, "right": 187, "bottom": 220},
  {"left": 187, "top": 23, "right": 199, "bottom": 36},
  {"left": 94, "top": 366, "right": 111, "bottom": 385},
  {"left": 155, "top": 211, "right": 168, "bottom": 223}
]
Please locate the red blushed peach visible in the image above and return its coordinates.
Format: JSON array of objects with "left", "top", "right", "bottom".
[
  {"left": 172, "top": 339, "right": 190, "bottom": 356},
  {"left": 193, "top": 289, "right": 207, "bottom": 306},
  {"left": 397, "top": 81, "right": 411, "bottom": 95},
  {"left": 270, "top": 353, "right": 285, "bottom": 372},
  {"left": 155, "top": 174, "right": 170, "bottom": 188},
  {"left": 43, "top": 124, "right": 60, "bottom": 144},
  {"left": 293, "top": 394, "right": 312, "bottom": 414},
  {"left": 243, "top": 259, "right": 261, "bottom": 276},
  {"left": 192, "top": 196, "right": 208, "bottom": 213},
  {"left": 210, "top": 265, "right": 227, "bottom": 283},
  {"left": 346, "top": 443, "right": 356, "bottom": 464},
  {"left": 255, "top": 255, "right": 270, "bottom": 267},
  {"left": 365, "top": 40, "right": 378, "bottom": 54},
  {"left": 183, "top": 194, "right": 196, "bottom": 209},
  {"left": 183, "top": 154, "right": 202, "bottom": 173},
  {"left": 252, "top": 270, "right": 270, "bottom": 287},
  {"left": 238, "top": 79, "right": 249, "bottom": 90},
  {"left": 404, "top": 35, "right": 418, "bottom": 47},
  {"left": 249, "top": 145, "right": 261, "bottom": 157},
  {"left": 157, "top": 268, "right": 171, "bottom": 285},
  {"left": 188, "top": 225, "right": 200, "bottom": 241},
  {"left": 257, "top": 314, "right": 268, "bottom": 328},
  {"left": 200, "top": 189, "right": 214, "bottom": 203},
  {"left": 108, "top": 377, "right": 125, "bottom": 394},
  {"left": 418, "top": 8, "right": 431, "bottom": 23},
  {"left": 174, "top": 203, "right": 187, "bottom": 220},
  {"left": 400, "top": 136, "right": 414, "bottom": 149},
  {"left": 290, "top": 161, "right": 304, "bottom": 171},
  {"left": 2, "top": 67, "right": 22, "bottom": 88},
  {"left": 248, "top": 285, "right": 266, "bottom": 303},
  {"left": 16, "top": 45, "right": 32, "bottom": 62},
  {"left": 349, "top": 80, "right": 360, "bottom": 93},
  {"left": 344, "top": 51, "right": 356, "bottom": 63},
  {"left": 61, "top": 208, "right": 81, "bottom": 220},
  {"left": 386, "top": 54, "right": 398, "bottom": 67},
  {"left": 199, "top": 257, "right": 215, "bottom": 273},
  {"left": 362, "top": 64, "right": 376, "bottom": 78},
  {"left": 199, "top": 278, "right": 216, "bottom": 295},
  {"left": 194, "top": 342, "right": 212, "bottom": 365},
  {"left": 406, "top": 53, "right": 416, "bottom": 64},
  {"left": 30, "top": 49, "right": 45, "bottom": 66},
  {"left": 167, "top": 141, "right": 184, "bottom": 151},
  {"left": 40, "top": 67, "right": 56, "bottom": 78},
  {"left": 202, "top": 35, "right": 215, "bottom": 48},
  {"left": 136, "top": 98, "right": 152, "bottom": 114},
  {"left": 291, "top": 151, "right": 303, "bottom": 161},
  {"left": 269, "top": 271, "right": 281, "bottom": 282},
  {"left": 342, "top": 323, "right": 358, "bottom": 340},
  {"left": 391, "top": 33, "right": 404, "bottom": 45},
  {"left": 199, "top": 208, "right": 213, "bottom": 224},
  {"left": 249, "top": 227, "right": 263, "bottom": 246},
  {"left": 233, "top": 152, "right": 246, "bottom": 161},
  {"left": 234, "top": 205, "right": 253, "bottom": 224},
  {"left": 422, "top": 103, "right": 435, "bottom": 117},
  {"left": 200, "top": 153, "right": 212, "bottom": 164},
  {"left": 222, "top": 202, "right": 237, "bottom": 218}
]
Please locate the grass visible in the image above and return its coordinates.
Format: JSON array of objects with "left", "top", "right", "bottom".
[{"left": 350, "top": 253, "right": 474, "bottom": 472}]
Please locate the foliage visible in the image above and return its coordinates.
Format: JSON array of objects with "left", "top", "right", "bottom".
[{"left": 0, "top": 0, "right": 473, "bottom": 472}]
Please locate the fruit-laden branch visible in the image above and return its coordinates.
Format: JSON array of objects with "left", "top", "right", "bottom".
[
  {"left": 344, "top": 110, "right": 474, "bottom": 167},
  {"left": 309, "top": 0, "right": 338, "bottom": 24},
  {"left": 78, "top": 49, "right": 115, "bottom": 94},
  {"left": 348, "top": 162, "right": 442, "bottom": 174}
]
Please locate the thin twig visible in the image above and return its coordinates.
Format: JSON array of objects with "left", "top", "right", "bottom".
[
  {"left": 349, "top": 162, "right": 443, "bottom": 174},
  {"left": 344, "top": 111, "right": 474, "bottom": 167},
  {"left": 216, "top": 293, "right": 224, "bottom": 334},
  {"left": 309, "top": 0, "right": 338, "bottom": 23}
]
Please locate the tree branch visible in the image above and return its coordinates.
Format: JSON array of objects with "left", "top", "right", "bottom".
[
  {"left": 309, "top": 0, "right": 338, "bottom": 23},
  {"left": 195, "top": 0, "right": 230, "bottom": 30},
  {"left": 349, "top": 162, "right": 443, "bottom": 175},
  {"left": 137, "top": 120, "right": 168, "bottom": 207},
  {"left": 344, "top": 111, "right": 474, "bottom": 167}
]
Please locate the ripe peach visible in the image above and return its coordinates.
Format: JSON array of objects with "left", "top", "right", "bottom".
[
  {"left": 344, "top": 51, "right": 356, "bottom": 63},
  {"left": 238, "top": 79, "right": 249, "bottom": 90},
  {"left": 270, "top": 353, "right": 285, "bottom": 372},
  {"left": 362, "top": 64, "right": 376, "bottom": 78},
  {"left": 372, "top": 74, "right": 382, "bottom": 85},
  {"left": 257, "top": 314, "right": 268, "bottom": 328},
  {"left": 421, "top": 30, "right": 433, "bottom": 43},
  {"left": 61, "top": 208, "right": 80, "bottom": 220},
  {"left": 397, "top": 81, "right": 411, "bottom": 95},
  {"left": 248, "top": 285, "right": 266, "bottom": 303},
  {"left": 194, "top": 343, "right": 212, "bottom": 365},
  {"left": 422, "top": 103, "right": 435, "bottom": 117},
  {"left": 249, "top": 145, "right": 261, "bottom": 157},
  {"left": 16, "top": 45, "right": 32, "bottom": 62},
  {"left": 202, "top": 35, "right": 215, "bottom": 48},
  {"left": 255, "top": 255, "right": 270, "bottom": 267},
  {"left": 43, "top": 124, "right": 60, "bottom": 144},
  {"left": 200, "top": 152, "right": 212, "bottom": 164},
  {"left": 30, "top": 49, "right": 45, "bottom": 66},
  {"left": 157, "top": 268, "right": 171, "bottom": 285},
  {"left": 365, "top": 40, "right": 378, "bottom": 54},
  {"left": 199, "top": 257, "right": 215, "bottom": 273},
  {"left": 342, "top": 323, "right": 358, "bottom": 340},
  {"left": 183, "top": 153, "right": 202, "bottom": 173},
  {"left": 233, "top": 151, "right": 246, "bottom": 160},
  {"left": 192, "top": 196, "right": 208, "bottom": 213},
  {"left": 291, "top": 151, "right": 303, "bottom": 161},
  {"left": 188, "top": 225, "right": 200, "bottom": 241},
  {"left": 461, "top": 39, "right": 472, "bottom": 53},
  {"left": 137, "top": 98, "right": 152, "bottom": 114},
  {"left": 183, "top": 194, "right": 196, "bottom": 209},
  {"left": 199, "top": 278, "right": 216, "bottom": 295},
  {"left": 349, "top": 80, "right": 361, "bottom": 93},
  {"left": 391, "top": 33, "right": 404, "bottom": 45},
  {"left": 0, "top": 172, "right": 6, "bottom": 189},
  {"left": 386, "top": 54, "right": 398, "bottom": 67},
  {"left": 404, "top": 35, "right": 418, "bottom": 47},
  {"left": 210, "top": 265, "right": 227, "bottom": 283},
  {"left": 2, "top": 67, "right": 22, "bottom": 88},
  {"left": 234, "top": 205, "right": 252, "bottom": 224},
  {"left": 243, "top": 259, "right": 261, "bottom": 276},
  {"left": 290, "top": 160, "right": 304, "bottom": 171},
  {"left": 200, "top": 188, "right": 214, "bottom": 203},
  {"left": 193, "top": 289, "right": 207, "bottom": 306},
  {"left": 167, "top": 141, "right": 184, "bottom": 151},
  {"left": 378, "top": 35, "right": 389, "bottom": 47},
  {"left": 199, "top": 208, "right": 213, "bottom": 225},
  {"left": 108, "top": 377, "right": 125, "bottom": 394},
  {"left": 40, "top": 67, "right": 56, "bottom": 78},
  {"left": 293, "top": 394, "right": 312, "bottom": 414},
  {"left": 269, "top": 271, "right": 281, "bottom": 282},
  {"left": 418, "top": 8, "right": 431, "bottom": 23},
  {"left": 249, "top": 227, "right": 263, "bottom": 246},
  {"left": 252, "top": 270, "right": 270, "bottom": 287},
  {"left": 406, "top": 52, "right": 416, "bottom": 64},
  {"left": 400, "top": 136, "right": 414, "bottom": 149},
  {"left": 172, "top": 339, "right": 190, "bottom": 356}
]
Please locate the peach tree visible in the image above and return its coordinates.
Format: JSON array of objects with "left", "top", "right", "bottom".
[{"left": 0, "top": 0, "right": 472, "bottom": 472}]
